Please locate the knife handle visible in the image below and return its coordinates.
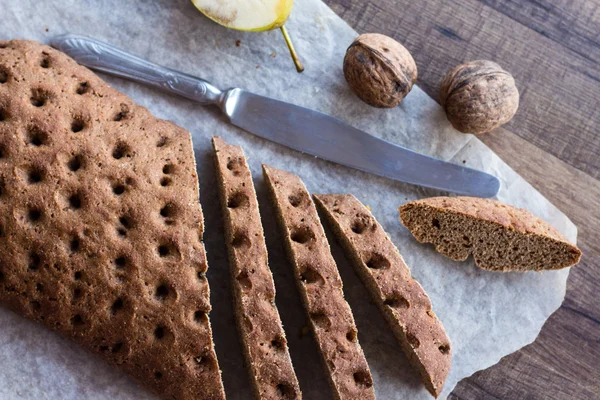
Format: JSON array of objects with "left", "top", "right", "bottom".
[{"left": 51, "top": 34, "right": 223, "bottom": 105}]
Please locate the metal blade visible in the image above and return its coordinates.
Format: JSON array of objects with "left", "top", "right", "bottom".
[{"left": 222, "top": 89, "right": 500, "bottom": 197}]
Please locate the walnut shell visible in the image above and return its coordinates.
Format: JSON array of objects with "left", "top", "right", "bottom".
[
  {"left": 440, "top": 60, "right": 519, "bottom": 134},
  {"left": 343, "top": 33, "right": 417, "bottom": 108}
]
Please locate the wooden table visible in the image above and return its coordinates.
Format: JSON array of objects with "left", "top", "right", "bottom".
[{"left": 322, "top": 0, "right": 600, "bottom": 398}]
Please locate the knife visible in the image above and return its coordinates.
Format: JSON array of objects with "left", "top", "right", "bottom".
[{"left": 51, "top": 34, "right": 500, "bottom": 197}]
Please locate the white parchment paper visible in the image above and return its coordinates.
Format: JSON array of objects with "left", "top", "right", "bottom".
[{"left": 1, "top": 0, "right": 577, "bottom": 399}]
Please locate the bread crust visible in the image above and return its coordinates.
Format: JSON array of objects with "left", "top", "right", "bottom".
[
  {"left": 314, "top": 194, "right": 451, "bottom": 398},
  {"left": 399, "top": 196, "right": 582, "bottom": 272},
  {"left": 212, "top": 137, "right": 301, "bottom": 399},
  {"left": 263, "top": 165, "right": 375, "bottom": 400},
  {"left": 0, "top": 39, "right": 224, "bottom": 400}
]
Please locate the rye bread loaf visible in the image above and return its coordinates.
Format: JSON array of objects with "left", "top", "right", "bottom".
[
  {"left": 314, "top": 194, "right": 451, "bottom": 398},
  {"left": 0, "top": 39, "right": 225, "bottom": 399},
  {"left": 262, "top": 165, "right": 375, "bottom": 400},
  {"left": 212, "top": 137, "right": 301, "bottom": 399},
  {"left": 399, "top": 196, "right": 582, "bottom": 272}
]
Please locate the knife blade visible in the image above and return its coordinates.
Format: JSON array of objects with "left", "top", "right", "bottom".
[{"left": 51, "top": 34, "right": 500, "bottom": 197}]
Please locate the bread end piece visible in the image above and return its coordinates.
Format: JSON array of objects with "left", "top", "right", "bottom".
[{"left": 399, "top": 196, "right": 581, "bottom": 272}]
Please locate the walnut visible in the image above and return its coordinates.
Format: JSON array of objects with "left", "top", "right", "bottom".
[
  {"left": 343, "top": 33, "right": 417, "bottom": 108},
  {"left": 440, "top": 60, "right": 519, "bottom": 134}
]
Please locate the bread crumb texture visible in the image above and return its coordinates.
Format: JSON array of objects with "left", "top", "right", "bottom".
[
  {"left": 0, "top": 39, "right": 224, "bottom": 400},
  {"left": 399, "top": 196, "right": 581, "bottom": 272}
]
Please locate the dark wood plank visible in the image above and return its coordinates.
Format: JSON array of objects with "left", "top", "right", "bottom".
[
  {"left": 324, "top": 0, "right": 600, "bottom": 179},
  {"left": 321, "top": 0, "right": 600, "bottom": 398},
  {"left": 477, "top": 0, "right": 600, "bottom": 63}
]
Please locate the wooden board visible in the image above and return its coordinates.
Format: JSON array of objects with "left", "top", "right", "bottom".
[{"left": 322, "top": 0, "right": 600, "bottom": 398}]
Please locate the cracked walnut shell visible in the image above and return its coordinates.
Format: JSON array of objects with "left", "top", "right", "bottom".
[
  {"left": 440, "top": 60, "right": 519, "bottom": 134},
  {"left": 343, "top": 33, "right": 417, "bottom": 108}
]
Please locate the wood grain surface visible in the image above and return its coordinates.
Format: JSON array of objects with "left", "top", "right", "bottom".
[{"left": 322, "top": 0, "right": 600, "bottom": 399}]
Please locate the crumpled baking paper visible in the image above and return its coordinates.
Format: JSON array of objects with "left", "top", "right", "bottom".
[{"left": 0, "top": 0, "right": 576, "bottom": 399}]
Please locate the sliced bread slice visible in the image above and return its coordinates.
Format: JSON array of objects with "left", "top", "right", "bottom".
[
  {"left": 263, "top": 165, "right": 375, "bottom": 400},
  {"left": 399, "top": 196, "right": 581, "bottom": 272},
  {"left": 314, "top": 194, "right": 451, "bottom": 398},
  {"left": 212, "top": 137, "right": 301, "bottom": 399}
]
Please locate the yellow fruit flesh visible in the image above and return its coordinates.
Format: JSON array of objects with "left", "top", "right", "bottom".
[
  {"left": 191, "top": 0, "right": 292, "bottom": 32},
  {"left": 191, "top": 0, "right": 303, "bottom": 72}
]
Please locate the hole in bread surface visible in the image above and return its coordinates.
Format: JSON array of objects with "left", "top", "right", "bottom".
[
  {"left": 29, "top": 252, "right": 41, "bottom": 271},
  {"left": 346, "top": 328, "right": 358, "bottom": 342},
  {"left": 70, "top": 314, "right": 84, "bottom": 327},
  {"left": 351, "top": 214, "right": 372, "bottom": 234},
  {"left": 68, "top": 193, "right": 82, "bottom": 209},
  {"left": 162, "top": 164, "right": 175, "bottom": 174},
  {"left": 112, "top": 183, "right": 126, "bottom": 195},
  {"left": 288, "top": 192, "right": 307, "bottom": 208},
  {"left": 365, "top": 253, "right": 391, "bottom": 270},
  {"left": 160, "top": 203, "right": 177, "bottom": 221},
  {"left": 157, "top": 242, "right": 178, "bottom": 257},
  {"left": 353, "top": 370, "right": 373, "bottom": 388},
  {"left": 227, "top": 191, "right": 249, "bottom": 209},
  {"left": 40, "top": 52, "right": 52, "bottom": 68},
  {"left": 226, "top": 157, "right": 243, "bottom": 176},
  {"left": 194, "top": 310, "right": 208, "bottom": 324},
  {"left": 0, "top": 106, "right": 8, "bottom": 122},
  {"left": 383, "top": 293, "right": 409, "bottom": 308},
  {"left": 160, "top": 177, "right": 172, "bottom": 187},
  {"left": 156, "top": 136, "right": 169, "bottom": 147},
  {"left": 119, "top": 215, "right": 132, "bottom": 229},
  {"left": 111, "top": 298, "right": 124, "bottom": 315},
  {"left": 28, "top": 208, "right": 42, "bottom": 222},
  {"left": 406, "top": 331, "right": 420, "bottom": 348},
  {"left": 271, "top": 334, "right": 286, "bottom": 350},
  {"left": 0, "top": 67, "right": 8, "bottom": 83},
  {"left": 40, "top": 53, "right": 51, "bottom": 68},
  {"left": 154, "top": 371, "right": 163, "bottom": 379},
  {"left": 71, "top": 116, "right": 86, "bottom": 133},
  {"left": 439, "top": 344, "right": 450, "bottom": 354},
  {"left": 432, "top": 218, "right": 441, "bottom": 229},
  {"left": 30, "top": 88, "right": 50, "bottom": 107},
  {"left": 300, "top": 265, "right": 324, "bottom": 285},
  {"left": 231, "top": 231, "right": 251, "bottom": 249},
  {"left": 236, "top": 270, "right": 252, "bottom": 292},
  {"left": 113, "top": 104, "right": 130, "bottom": 121},
  {"left": 27, "top": 166, "right": 44, "bottom": 184},
  {"left": 155, "top": 284, "right": 170, "bottom": 300},
  {"left": 26, "top": 125, "right": 49, "bottom": 146},
  {"left": 290, "top": 226, "right": 315, "bottom": 244},
  {"left": 76, "top": 82, "right": 90, "bottom": 95},
  {"left": 310, "top": 312, "right": 331, "bottom": 330},
  {"left": 67, "top": 154, "right": 83, "bottom": 172},
  {"left": 112, "top": 342, "right": 123, "bottom": 353},
  {"left": 112, "top": 141, "right": 131, "bottom": 160},
  {"left": 154, "top": 326, "right": 166, "bottom": 339},
  {"left": 194, "top": 354, "right": 216, "bottom": 372},
  {"left": 30, "top": 300, "right": 41, "bottom": 311},
  {"left": 74, "top": 271, "right": 83, "bottom": 280},
  {"left": 114, "top": 256, "right": 127, "bottom": 269},
  {"left": 275, "top": 383, "right": 296, "bottom": 398}
]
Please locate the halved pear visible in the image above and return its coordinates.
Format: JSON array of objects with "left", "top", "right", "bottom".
[{"left": 191, "top": 0, "right": 304, "bottom": 72}]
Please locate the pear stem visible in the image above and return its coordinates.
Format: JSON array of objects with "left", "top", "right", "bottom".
[{"left": 280, "top": 26, "right": 304, "bottom": 73}]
